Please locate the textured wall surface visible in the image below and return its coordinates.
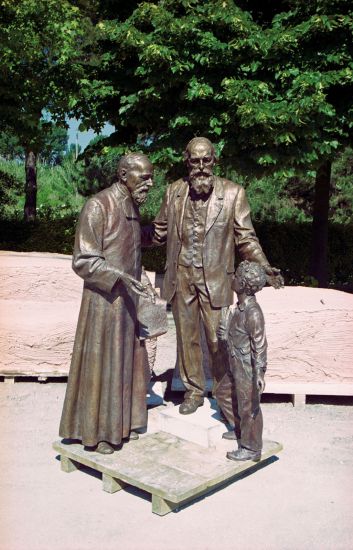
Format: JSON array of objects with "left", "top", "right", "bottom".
[
  {"left": 256, "top": 287, "right": 353, "bottom": 383},
  {"left": 1, "top": 251, "right": 352, "bottom": 385},
  {"left": 0, "top": 252, "right": 82, "bottom": 375}
]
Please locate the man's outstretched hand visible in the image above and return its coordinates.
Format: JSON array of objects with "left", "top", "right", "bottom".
[{"left": 264, "top": 265, "right": 284, "bottom": 289}]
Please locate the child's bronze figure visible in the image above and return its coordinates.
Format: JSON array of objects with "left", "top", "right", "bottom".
[{"left": 218, "top": 260, "right": 267, "bottom": 461}]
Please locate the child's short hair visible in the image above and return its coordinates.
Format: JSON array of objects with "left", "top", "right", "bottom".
[{"left": 234, "top": 261, "right": 267, "bottom": 295}]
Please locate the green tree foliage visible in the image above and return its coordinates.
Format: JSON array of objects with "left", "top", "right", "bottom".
[
  {"left": 38, "top": 125, "right": 68, "bottom": 165},
  {"left": 0, "top": 125, "right": 69, "bottom": 165},
  {"left": 78, "top": 138, "right": 169, "bottom": 220},
  {"left": 1, "top": 145, "right": 352, "bottom": 286},
  {"left": 0, "top": 0, "right": 96, "bottom": 220},
  {"left": 74, "top": 0, "right": 352, "bottom": 169},
  {"left": 78, "top": 136, "right": 118, "bottom": 195},
  {"left": 0, "top": 132, "right": 24, "bottom": 160},
  {"left": 330, "top": 146, "right": 353, "bottom": 223},
  {"left": 0, "top": 155, "right": 85, "bottom": 220},
  {"left": 1, "top": 0, "right": 352, "bottom": 286},
  {"left": 73, "top": 0, "right": 353, "bottom": 286}
]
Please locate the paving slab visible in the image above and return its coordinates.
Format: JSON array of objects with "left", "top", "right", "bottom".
[
  {"left": 53, "top": 433, "right": 282, "bottom": 515},
  {"left": 2, "top": 383, "right": 353, "bottom": 550}
]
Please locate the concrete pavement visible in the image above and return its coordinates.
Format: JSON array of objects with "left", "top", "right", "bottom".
[{"left": 1, "top": 382, "right": 352, "bottom": 550}]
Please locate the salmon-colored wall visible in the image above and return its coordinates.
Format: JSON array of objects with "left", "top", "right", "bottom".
[{"left": 1, "top": 251, "right": 352, "bottom": 385}]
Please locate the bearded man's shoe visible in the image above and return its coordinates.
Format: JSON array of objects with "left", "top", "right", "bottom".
[
  {"left": 226, "top": 447, "right": 261, "bottom": 462},
  {"left": 179, "top": 397, "right": 204, "bottom": 415},
  {"left": 222, "top": 430, "right": 238, "bottom": 441}
]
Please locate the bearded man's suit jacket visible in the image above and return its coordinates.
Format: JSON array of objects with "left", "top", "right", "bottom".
[{"left": 148, "top": 176, "right": 269, "bottom": 304}]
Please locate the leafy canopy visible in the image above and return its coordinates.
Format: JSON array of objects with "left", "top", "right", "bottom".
[
  {"left": 0, "top": 0, "right": 96, "bottom": 148},
  {"left": 75, "top": 0, "right": 353, "bottom": 176}
]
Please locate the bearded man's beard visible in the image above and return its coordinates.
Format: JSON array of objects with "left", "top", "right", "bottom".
[{"left": 189, "top": 174, "right": 214, "bottom": 195}]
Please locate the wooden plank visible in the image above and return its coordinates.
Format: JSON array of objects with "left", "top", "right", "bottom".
[
  {"left": 119, "top": 432, "right": 231, "bottom": 478},
  {"left": 61, "top": 455, "right": 78, "bottom": 473},
  {"left": 292, "top": 394, "right": 306, "bottom": 407},
  {"left": 54, "top": 439, "right": 207, "bottom": 502},
  {"left": 266, "top": 382, "right": 353, "bottom": 396},
  {"left": 152, "top": 495, "right": 178, "bottom": 516},
  {"left": 0, "top": 372, "right": 67, "bottom": 380},
  {"left": 53, "top": 433, "right": 282, "bottom": 514},
  {"left": 102, "top": 474, "right": 125, "bottom": 494},
  {"left": 172, "top": 378, "right": 353, "bottom": 397}
]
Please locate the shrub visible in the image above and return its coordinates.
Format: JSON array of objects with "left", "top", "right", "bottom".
[{"left": 1, "top": 217, "right": 351, "bottom": 289}]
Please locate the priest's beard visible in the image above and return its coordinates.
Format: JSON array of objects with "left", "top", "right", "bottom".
[{"left": 131, "top": 186, "right": 149, "bottom": 206}]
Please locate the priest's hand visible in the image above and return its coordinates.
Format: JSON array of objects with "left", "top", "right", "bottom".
[
  {"left": 264, "top": 265, "right": 284, "bottom": 289},
  {"left": 120, "top": 273, "right": 155, "bottom": 302}
]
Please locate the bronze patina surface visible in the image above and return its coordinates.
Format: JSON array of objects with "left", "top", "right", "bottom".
[
  {"left": 138, "top": 295, "right": 168, "bottom": 340},
  {"left": 218, "top": 261, "right": 268, "bottom": 461},
  {"left": 144, "top": 137, "right": 283, "bottom": 414},
  {"left": 59, "top": 154, "right": 155, "bottom": 452}
]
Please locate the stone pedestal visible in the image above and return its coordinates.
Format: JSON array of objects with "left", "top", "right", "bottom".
[
  {"left": 53, "top": 433, "right": 282, "bottom": 516},
  {"left": 158, "top": 399, "right": 226, "bottom": 448}
]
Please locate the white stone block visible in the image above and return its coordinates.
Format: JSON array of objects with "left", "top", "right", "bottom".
[{"left": 158, "top": 399, "right": 225, "bottom": 448}]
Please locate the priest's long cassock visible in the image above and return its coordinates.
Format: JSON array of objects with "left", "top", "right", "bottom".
[{"left": 59, "top": 182, "right": 149, "bottom": 447}]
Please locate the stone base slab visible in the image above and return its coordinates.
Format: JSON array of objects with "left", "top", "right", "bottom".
[
  {"left": 53, "top": 433, "right": 282, "bottom": 515},
  {"left": 158, "top": 400, "right": 226, "bottom": 448}
]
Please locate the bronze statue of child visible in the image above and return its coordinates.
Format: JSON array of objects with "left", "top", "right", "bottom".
[{"left": 218, "top": 260, "right": 267, "bottom": 462}]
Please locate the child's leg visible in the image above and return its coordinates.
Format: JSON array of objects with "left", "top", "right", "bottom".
[
  {"left": 233, "top": 355, "right": 263, "bottom": 452},
  {"left": 213, "top": 369, "right": 241, "bottom": 438}
]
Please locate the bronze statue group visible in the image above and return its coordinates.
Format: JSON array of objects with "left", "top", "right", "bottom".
[{"left": 59, "top": 137, "right": 283, "bottom": 462}]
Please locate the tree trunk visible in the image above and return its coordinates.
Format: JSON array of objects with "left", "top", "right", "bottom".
[
  {"left": 309, "top": 160, "right": 331, "bottom": 287},
  {"left": 24, "top": 150, "right": 37, "bottom": 222}
]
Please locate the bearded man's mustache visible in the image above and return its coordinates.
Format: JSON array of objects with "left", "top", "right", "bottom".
[{"left": 190, "top": 169, "right": 213, "bottom": 178}]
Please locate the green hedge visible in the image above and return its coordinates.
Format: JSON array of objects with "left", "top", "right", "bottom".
[
  {"left": 256, "top": 221, "right": 353, "bottom": 289},
  {"left": 0, "top": 218, "right": 77, "bottom": 255},
  {"left": 1, "top": 218, "right": 352, "bottom": 288}
]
